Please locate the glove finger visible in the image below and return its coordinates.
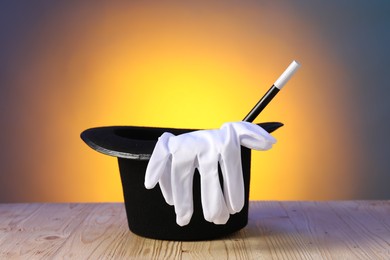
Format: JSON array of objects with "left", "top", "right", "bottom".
[
  {"left": 198, "top": 158, "right": 230, "bottom": 225},
  {"left": 220, "top": 146, "right": 245, "bottom": 214},
  {"left": 144, "top": 132, "right": 174, "bottom": 189},
  {"left": 171, "top": 155, "right": 196, "bottom": 226},
  {"left": 158, "top": 159, "right": 173, "bottom": 205},
  {"left": 224, "top": 122, "right": 276, "bottom": 150}
]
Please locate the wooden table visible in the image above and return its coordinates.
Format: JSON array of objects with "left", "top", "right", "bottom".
[{"left": 0, "top": 201, "right": 389, "bottom": 259}]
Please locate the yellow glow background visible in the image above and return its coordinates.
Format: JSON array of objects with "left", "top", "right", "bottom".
[{"left": 1, "top": 2, "right": 365, "bottom": 202}]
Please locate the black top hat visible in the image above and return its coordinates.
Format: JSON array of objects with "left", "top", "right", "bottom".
[{"left": 81, "top": 122, "right": 282, "bottom": 241}]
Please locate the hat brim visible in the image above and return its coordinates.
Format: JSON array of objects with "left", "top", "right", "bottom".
[{"left": 80, "top": 122, "right": 283, "bottom": 160}]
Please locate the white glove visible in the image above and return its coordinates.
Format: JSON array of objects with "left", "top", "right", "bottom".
[{"left": 144, "top": 121, "right": 276, "bottom": 226}]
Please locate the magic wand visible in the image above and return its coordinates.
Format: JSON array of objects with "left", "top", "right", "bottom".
[{"left": 243, "top": 60, "right": 301, "bottom": 122}]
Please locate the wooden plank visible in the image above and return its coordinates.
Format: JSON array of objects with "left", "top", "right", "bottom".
[
  {"left": 326, "top": 201, "right": 390, "bottom": 259},
  {"left": 239, "top": 201, "right": 314, "bottom": 259},
  {"left": 48, "top": 203, "right": 129, "bottom": 259},
  {"left": 0, "top": 203, "right": 97, "bottom": 258},
  {"left": 0, "top": 201, "right": 390, "bottom": 259}
]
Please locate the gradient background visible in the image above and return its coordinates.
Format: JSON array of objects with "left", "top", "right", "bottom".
[{"left": 1, "top": 1, "right": 389, "bottom": 202}]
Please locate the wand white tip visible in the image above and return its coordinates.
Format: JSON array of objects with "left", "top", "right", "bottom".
[{"left": 273, "top": 60, "right": 301, "bottom": 90}]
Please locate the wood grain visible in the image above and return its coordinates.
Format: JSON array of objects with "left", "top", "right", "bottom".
[{"left": 0, "top": 201, "right": 389, "bottom": 259}]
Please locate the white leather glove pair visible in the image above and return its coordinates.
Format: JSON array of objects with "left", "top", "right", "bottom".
[{"left": 144, "top": 122, "right": 276, "bottom": 226}]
